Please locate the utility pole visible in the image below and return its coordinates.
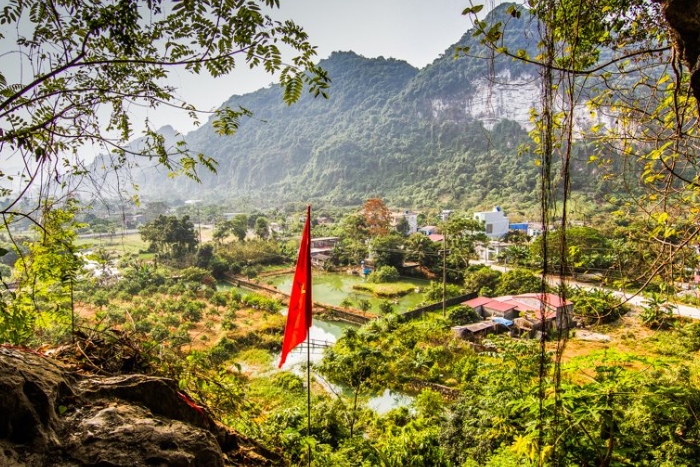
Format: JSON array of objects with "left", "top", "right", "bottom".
[{"left": 442, "top": 231, "right": 447, "bottom": 318}]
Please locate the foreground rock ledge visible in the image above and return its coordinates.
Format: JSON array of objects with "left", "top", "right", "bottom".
[{"left": 0, "top": 346, "right": 281, "bottom": 467}]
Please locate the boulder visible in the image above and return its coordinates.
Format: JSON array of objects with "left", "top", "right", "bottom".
[{"left": 0, "top": 346, "right": 281, "bottom": 466}]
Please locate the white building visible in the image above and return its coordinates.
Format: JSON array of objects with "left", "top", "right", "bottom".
[
  {"left": 440, "top": 210, "right": 453, "bottom": 222},
  {"left": 392, "top": 210, "right": 418, "bottom": 235},
  {"left": 474, "top": 206, "right": 509, "bottom": 238}
]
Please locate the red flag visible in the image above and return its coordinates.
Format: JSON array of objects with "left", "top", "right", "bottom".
[{"left": 279, "top": 206, "right": 313, "bottom": 367}]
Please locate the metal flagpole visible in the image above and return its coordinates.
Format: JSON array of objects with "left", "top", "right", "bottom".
[{"left": 307, "top": 334, "right": 312, "bottom": 467}]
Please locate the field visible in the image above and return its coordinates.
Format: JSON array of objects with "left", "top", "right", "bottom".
[{"left": 75, "top": 225, "right": 214, "bottom": 257}]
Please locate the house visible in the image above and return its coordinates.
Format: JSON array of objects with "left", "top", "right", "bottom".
[
  {"left": 310, "top": 237, "right": 339, "bottom": 253},
  {"left": 459, "top": 292, "right": 574, "bottom": 339},
  {"left": 452, "top": 321, "right": 496, "bottom": 340},
  {"left": 476, "top": 240, "right": 510, "bottom": 262},
  {"left": 509, "top": 222, "right": 528, "bottom": 233},
  {"left": 511, "top": 293, "right": 574, "bottom": 331},
  {"left": 419, "top": 225, "right": 438, "bottom": 236},
  {"left": 309, "top": 237, "right": 339, "bottom": 268},
  {"left": 464, "top": 296, "right": 519, "bottom": 320},
  {"left": 392, "top": 210, "right": 418, "bottom": 234},
  {"left": 474, "top": 206, "right": 510, "bottom": 238},
  {"left": 527, "top": 222, "right": 544, "bottom": 237},
  {"left": 440, "top": 210, "right": 453, "bottom": 222}
]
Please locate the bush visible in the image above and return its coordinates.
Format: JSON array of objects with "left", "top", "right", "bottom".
[
  {"left": 210, "top": 292, "right": 229, "bottom": 307},
  {"left": 424, "top": 281, "right": 463, "bottom": 302},
  {"left": 367, "top": 265, "right": 399, "bottom": 283},
  {"left": 271, "top": 372, "right": 304, "bottom": 393},
  {"left": 448, "top": 306, "right": 480, "bottom": 326},
  {"left": 92, "top": 290, "right": 109, "bottom": 308},
  {"left": 379, "top": 300, "right": 394, "bottom": 314}
]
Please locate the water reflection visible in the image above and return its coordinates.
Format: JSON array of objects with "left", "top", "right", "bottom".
[
  {"left": 267, "top": 272, "right": 428, "bottom": 313},
  {"left": 367, "top": 389, "right": 413, "bottom": 414}
]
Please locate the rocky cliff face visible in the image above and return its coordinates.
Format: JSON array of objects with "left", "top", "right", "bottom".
[{"left": 0, "top": 346, "right": 280, "bottom": 467}]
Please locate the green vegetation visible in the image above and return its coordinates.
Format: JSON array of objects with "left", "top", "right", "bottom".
[
  {"left": 2, "top": 1, "right": 700, "bottom": 465},
  {"left": 352, "top": 282, "right": 416, "bottom": 298}
]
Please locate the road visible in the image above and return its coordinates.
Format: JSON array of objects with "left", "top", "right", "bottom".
[{"left": 475, "top": 260, "right": 700, "bottom": 320}]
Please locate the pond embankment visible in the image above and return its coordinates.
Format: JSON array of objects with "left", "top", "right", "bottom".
[{"left": 222, "top": 273, "right": 376, "bottom": 324}]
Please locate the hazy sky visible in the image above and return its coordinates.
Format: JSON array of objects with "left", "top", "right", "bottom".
[{"left": 145, "top": 0, "right": 495, "bottom": 134}]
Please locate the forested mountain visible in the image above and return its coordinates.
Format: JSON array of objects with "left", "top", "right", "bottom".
[{"left": 101, "top": 3, "right": 615, "bottom": 212}]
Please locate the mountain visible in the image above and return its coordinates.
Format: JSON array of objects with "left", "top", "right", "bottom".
[{"left": 95, "top": 3, "right": 615, "bottom": 212}]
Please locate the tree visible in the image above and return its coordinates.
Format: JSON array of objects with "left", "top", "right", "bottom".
[
  {"left": 339, "top": 213, "right": 369, "bottom": 242},
  {"left": 405, "top": 233, "right": 440, "bottom": 270},
  {"left": 494, "top": 269, "right": 543, "bottom": 296},
  {"left": 254, "top": 217, "right": 270, "bottom": 239},
  {"left": 395, "top": 217, "right": 410, "bottom": 236},
  {"left": 463, "top": 265, "right": 502, "bottom": 296},
  {"left": 370, "top": 234, "right": 404, "bottom": 269},
  {"left": 363, "top": 198, "right": 392, "bottom": 236},
  {"left": 448, "top": 305, "right": 480, "bottom": 326},
  {"left": 366, "top": 265, "right": 399, "bottom": 283},
  {"left": 0, "top": 0, "right": 328, "bottom": 236},
  {"left": 440, "top": 214, "right": 488, "bottom": 280},
  {"left": 318, "top": 328, "right": 388, "bottom": 437},
  {"left": 2, "top": 201, "right": 84, "bottom": 344},
  {"left": 230, "top": 214, "right": 249, "bottom": 242},
  {"left": 140, "top": 215, "right": 197, "bottom": 258}
]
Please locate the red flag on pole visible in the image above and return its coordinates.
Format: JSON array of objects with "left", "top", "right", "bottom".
[{"left": 279, "top": 206, "right": 313, "bottom": 368}]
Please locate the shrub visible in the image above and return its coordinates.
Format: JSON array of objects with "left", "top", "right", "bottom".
[
  {"left": 448, "top": 306, "right": 480, "bottom": 326},
  {"left": 367, "top": 265, "right": 399, "bottom": 283},
  {"left": 379, "top": 300, "right": 394, "bottom": 314},
  {"left": 209, "top": 336, "right": 238, "bottom": 364},
  {"left": 271, "top": 372, "right": 304, "bottom": 393},
  {"left": 210, "top": 292, "right": 228, "bottom": 307}
]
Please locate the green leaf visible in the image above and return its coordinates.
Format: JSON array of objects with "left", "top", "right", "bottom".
[{"left": 462, "top": 5, "right": 484, "bottom": 15}]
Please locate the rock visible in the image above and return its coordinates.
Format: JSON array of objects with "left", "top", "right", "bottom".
[
  {"left": 658, "top": 0, "right": 700, "bottom": 104},
  {"left": 0, "top": 346, "right": 282, "bottom": 467}
]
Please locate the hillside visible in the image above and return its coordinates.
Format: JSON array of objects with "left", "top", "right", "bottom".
[{"left": 92, "top": 3, "right": 616, "bottom": 212}]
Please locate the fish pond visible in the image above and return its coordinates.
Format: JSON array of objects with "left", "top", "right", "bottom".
[{"left": 264, "top": 271, "right": 430, "bottom": 314}]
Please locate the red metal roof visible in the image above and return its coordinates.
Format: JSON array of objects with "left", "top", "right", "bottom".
[
  {"left": 515, "top": 293, "right": 573, "bottom": 307},
  {"left": 463, "top": 296, "right": 493, "bottom": 308},
  {"left": 483, "top": 300, "right": 517, "bottom": 312}
]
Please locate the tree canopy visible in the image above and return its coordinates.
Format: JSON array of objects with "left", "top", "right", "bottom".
[{"left": 0, "top": 0, "right": 328, "bottom": 232}]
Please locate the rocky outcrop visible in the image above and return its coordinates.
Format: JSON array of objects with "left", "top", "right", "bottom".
[
  {"left": 0, "top": 346, "right": 282, "bottom": 467},
  {"left": 658, "top": 0, "right": 700, "bottom": 104}
]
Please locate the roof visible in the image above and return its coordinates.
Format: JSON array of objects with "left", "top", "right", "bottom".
[
  {"left": 492, "top": 317, "right": 514, "bottom": 326},
  {"left": 483, "top": 300, "right": 517, "bottom": 312},
  {"left": 310, "top": 237, "right": 339, "bottom": 242},
  {"left": 428, "top": 234, "right": 444, "bottom": 242},
  {"left": 515, "top": 293, "right": 573, "bottom": 307},
  {"left": 463, "top": 296, "right": 493, "bottom": 308},
  {"left": 453, "top": 321, "right": 495, "bottom": 333},
  {"left": 498, "top": 298, "right": 539, "bottom": 313}
]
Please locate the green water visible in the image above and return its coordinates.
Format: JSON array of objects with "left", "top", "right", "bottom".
[
  {"left": 265, "top": 272, "right": 429, "bottom": 314},
  {"left": 216, "top": 280, "right": 412, "bottom": 412}
]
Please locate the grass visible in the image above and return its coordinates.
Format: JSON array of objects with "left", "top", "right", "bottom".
[
  {"left": 352, "top": 282, "right": 417, "bottom": 298},
  {"left": 76, "top": 232, "right": 147, "bottom": 255}
]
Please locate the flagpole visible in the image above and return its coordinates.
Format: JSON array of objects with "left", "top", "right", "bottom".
[
  {"left": 306, "top": 205, "right": 312, "bottom": 467},
  {"left": 277, "top": 205, "right": 313, "bottom": 465},
  {"left": 307, "top": 332, "right": 312, "bottom": 467}
]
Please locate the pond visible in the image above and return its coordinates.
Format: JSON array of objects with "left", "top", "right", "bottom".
[
  {"left": 265, "top": 271, "right": 430, "bottom": 314},
  {"left": 218, "top": 280, "right": 414, "bottom": 413}
]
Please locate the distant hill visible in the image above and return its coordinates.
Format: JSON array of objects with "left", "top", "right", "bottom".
[{"left": 91, "top": 3, "right": 617, "bottom": 213}]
